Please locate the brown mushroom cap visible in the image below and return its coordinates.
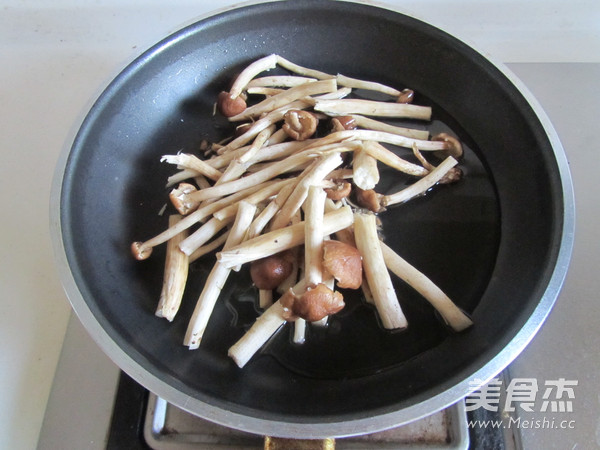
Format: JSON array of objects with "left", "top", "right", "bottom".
[
  {"left": 330, "top": 115, "right": 357, "bottom": 132},
  {"left": 432, "top": 133, "right": 463, "bottom": 159},
  {"left": 250, "top": 251, "right": 295, "bottom": 290},
  {"left": 396, "top": 88, "right": 415, "bottom": 104},
  {"left": 322, "top": 240, "right": 363, "bottom": 289},
  {"left": 131, "top": 241, "right": 152, "bottom": 260},
  {"left": 282, "top": 110, "right": 318, "bottom": 141},
  {"left": 324, "top": 180, "right": 352, "bottom": 201},
  {"left": 169, "top": 182, "right": 198, "bottom": 215},
  {"left": 217, "top": 91, "right": 247, "bottom": 117},
  {"left": 282, "top": 283, "right": 345, "bottom": 322},
  {"left": 355, "top": 187, "right": 383, "bottom": 213}
]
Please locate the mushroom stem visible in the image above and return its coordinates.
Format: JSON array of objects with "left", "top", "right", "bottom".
[
  {"left": 353, "top": 212, "right": 408, "bottom": 330},
  {"left": 179, "top": 216, "right": 233, "bottom": 256},
  {"left": 314, "top": 98, "right": 432, "bottom": 121},
  {"left": 184, "top": 201, "right": 257, "bottom": 349},
  {"left": 209, "top": 139, "right": 311, "bottom": 171},
  {"left": 246, "top": 181, "right": 298, "bottom": 239},
  {"left": 212, "top": 178, "right": 295, "bottom": 221},
  {"left": 217, "top": 206, "right": 354, "bottom": 269},
  {"left": 259, "top": 289, "right": 273, "bottom": 309},
  {"left": 351, "top": 115, "right": 429, "bottom": 140},
  {"left": 228, "top": 299, "right": 287, "bottom": 368},
  {"left": 275, "top": 55, "right": 334, "bottom": 80},
  {"left": 304, "top": 186, "right": 327, "bottom": 286},
  {"left": 228, "top": 278, "right": 308, "bottom": 367},
  {"left": 166, "top": 168, "right": 202, "bottom": 187},
  {"left": 217, "top": 99, "right": 311, "bottom": 155},
  {"left": 352, "top": 143, "right": 380, "bottom": 190},
  {"left": 155, "top": 215, "right": 189, "bottom": 321},
  {"left": 189, "top": 231, "right": 229, "bottom": 263},
  {"left": 381, "top": 156, "right": 458, "bottom": 207},
  {"left": 186, "top": 150, "right": 318, "bottom": 203},
  {"left": 293, "top": 318, "right": 306, "bottom": 344},
  {"left": 130, "top": 180, "right": 278, "bottom": 260},
  {"left": 363, "top": 141, "right": 428, "bottom": 177},
  {"left": 269, "top": 151, "right": 343, "bottom": 230},
  {"left": 304, "top": 129, "right": 448, "bottom": 152},
  {"left": 160, "top": 153, "right": 222, "bottom": 181},
  {"left": 247, "top": 75, "right": 317, "bottom": 88},
  {"left": 380, "top": 241, "right": 473, "bottom": 332},
  {"left": 228, "top": 78, "right": 337, "bottom": 121},
  {"left": 336, "top": 73, "right": 401, "bottom": 97},
  {"left": 228, "top": 54, "right": 278, "bottom": 99}
]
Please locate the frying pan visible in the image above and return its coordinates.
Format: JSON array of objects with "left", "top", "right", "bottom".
[{"left": 50, "top": 0, "right": 574, "bottom": 438}]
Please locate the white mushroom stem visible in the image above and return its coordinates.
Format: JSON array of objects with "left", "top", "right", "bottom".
[
  {"left": 179, "top": 216, "right": 234, "bottom": 256},
  {"left": 213, "top": 178, "right": 296, "bottom": 221},
  {"left": 336, "top": 73, "right": 401, "bottom": 97},
  {"left": 259, "top": 289, "right": 273, "bottom": 309},
  {"left": 353, "top": 212, "right": 408, "bottom": 330},
  {"left": 247, "top": 75, "right": 317, "bottom": 88},
  {"left": 297, "top": 186, "right": 327, "bottom": 343},
  {"left": 217, "top": 205, "right": 354, "bottom": 269},
  {"left": 246, "top": 181, "right": 298, "bottom": 239},
  {"left": 246, "top": 87, "right": 284, "bottom": 96},
  {"left": 209, "top": 139, "right": 311, "bottom": 170},
  {"left": 314, "top": 98, "right": 432, "bottom": 121},
  {"left": 160, "top": 153, "right": 222, "bottom": 181},
  {"left": 184, "top": 201, "right": 257, "bottom": 349},
  {"left": 189, "top": 231, "right": 229, "bottom": 263},
  {"left": 228, "top": 78, "right": 337, "bottom": 121},
  {"left": 269, "top": 152, "right": 343, "bottom": 230},
  {"left": 363, "top": 141, "right": 428, "bottom": 177},
  {"left": 228, "top": 299, "right": 287, "bottom": 368},
  {"left": 228, "top": 54, "right": 278, "bottom": 99},
  {"left": 379, "top": 242, "right": 473, "bottom": 332},
  {"left": 293, "top": 319, "right": 306, "bottom": 344},
  {"left": 186, "top": 149, "right": 318, "bottom": 203},
  {"left": 352, "top": 143, "right": 380, "bottom": 190},
  {"left": 155, "top": 215, "right": 189, "bottom": 321},
  {"left": 194, "top": 174, "right": 212, "bottom": 190},
  {"left": 265, "top": 128, "right": 289, "bottom": 146},
  {"left": 217, "top": 99, "right": 311, "bottom": 154},
  {"left": 216, "top": 125, "right": 275, "bottom": 184},
  {"left": 276, "top": 55, "right": 334, "bottom": 80},
  {"left": 166, "top": 168, "right": 199, "bottom": 187},
  {"left": 351, "top": 115, "right": 429, "bottom": 140},
  {"left": 191, "top": 141, "right": 356, "bottom": 205},
  {"left": 131, "top": 180, "right": 278, "bottom": 258},
  {"left": 304, "top": 129, "right": 448, "bottom": 152},
  {"left": 217, "top": 87, "right": 351, "bottom": 156},
  {"left": 304, "top": 186, "right": 327, "bottom": 286},
  {"left": 381, "top": 156, "right": 458, "bottom": 207},
  {"left": 275, "top": 211, "right": 302, "bottom": 295},
  {"left": 229, "top": 278, "right": 307, "bottom": 367},
  {"left": 310, "top": 87, "right": 353, "bottom": 101}
]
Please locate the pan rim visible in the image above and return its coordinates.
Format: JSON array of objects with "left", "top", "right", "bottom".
[{"left": 49, "top": 0, "right": 575, "bottom": 438}]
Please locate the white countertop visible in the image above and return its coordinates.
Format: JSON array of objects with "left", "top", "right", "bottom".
[{"left": 1, "top": 1, "right": 598, "bottom": 449}]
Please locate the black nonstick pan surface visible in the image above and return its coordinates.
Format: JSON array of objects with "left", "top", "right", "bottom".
[{"left": 51, "top": 0, "right": 574, "bottom": 438}]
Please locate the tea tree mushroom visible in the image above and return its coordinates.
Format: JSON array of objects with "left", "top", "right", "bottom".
[
  {"left": 314, "top": 98, "right": 432, "bottom": 121},
  {"left": 217, "top": 205, "right": 354, "bottom": 269},
  {"left": 282, "top": 110, "right": 318, "bottom": 140},
  {"left": 228, "top": 78, "right": 337, "bottom": 121},
  {"left": 354, "top": 212, "right": 408, "bottom": 330},
  {"left": 184, "top": 201, "right": 257, "bottom": 349},
  {"left": 381, "top": 156, "right": 458, "bottom": 207},
  {"left": 380, "top": 241, "right": 473, "bottom": 332},
  {"left": 155, "top": 215, "right": 189, "bottom": 321}
]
